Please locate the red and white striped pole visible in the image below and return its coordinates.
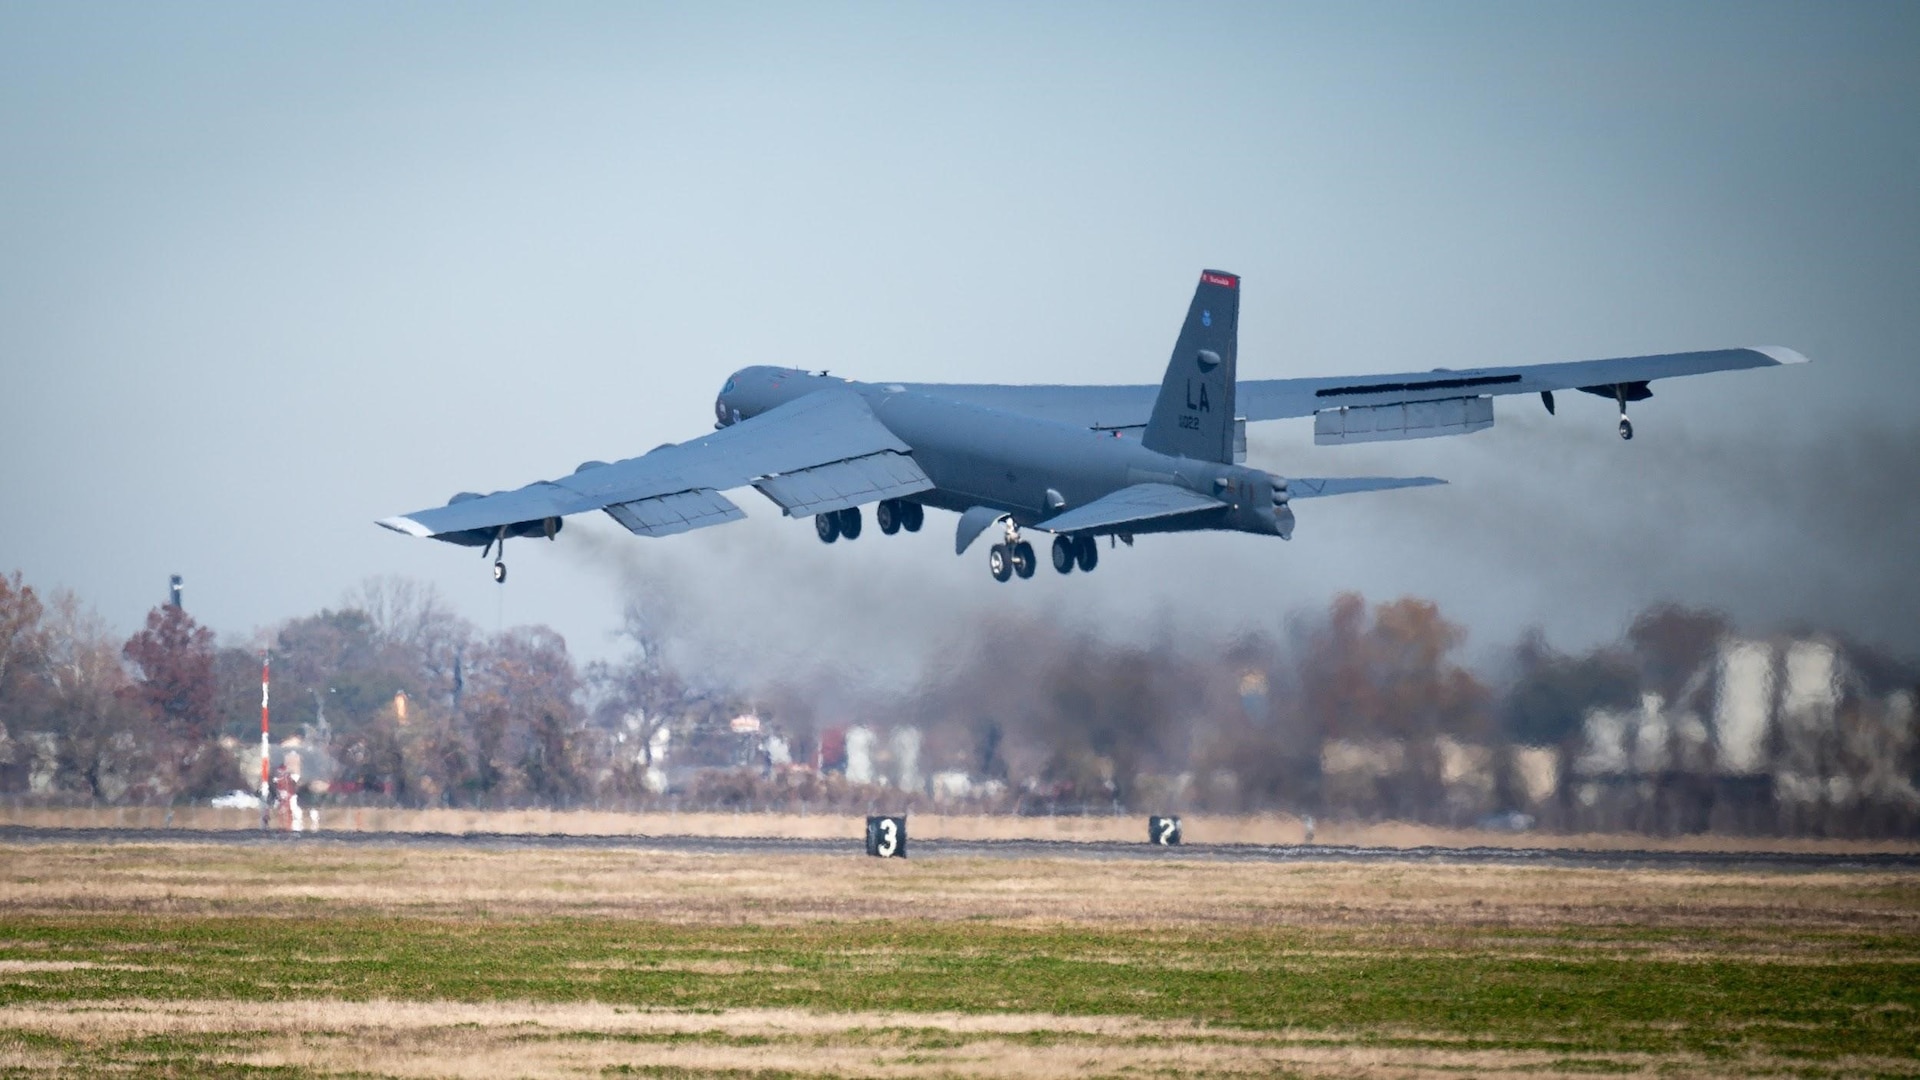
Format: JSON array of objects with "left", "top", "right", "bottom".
[{"left": 260, "top": 653, "right": 271, "bottom": 830}]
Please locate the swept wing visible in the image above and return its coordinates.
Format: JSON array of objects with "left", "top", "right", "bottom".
[
  {"left": 377, "top": 388, "right": 931, "bottom": 544},
  {"left": 902, "top": 346, "right": 1807, "bottom": 437}
]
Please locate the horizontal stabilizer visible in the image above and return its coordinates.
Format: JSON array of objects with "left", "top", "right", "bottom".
[
  {"left": 754, "top": 450, "right": 932, "bottom": 518},
  {"left": 1036, "top": 482, "right": 1224, "bottom": 534},
  {"left": 604, "top": 488, "right": 745, "bottom": 537},
  {"left": 1285, "top": 476, "right": 1446, "bottom": 499}
]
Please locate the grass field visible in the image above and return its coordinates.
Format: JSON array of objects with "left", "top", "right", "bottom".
[{"left": 1, "top": 841, "right": 1916, "bottom": 1078}]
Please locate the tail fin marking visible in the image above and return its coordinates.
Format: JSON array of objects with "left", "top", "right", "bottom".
[{"left": 1141, "top": 269, "right": 1240, "bottom": 462}]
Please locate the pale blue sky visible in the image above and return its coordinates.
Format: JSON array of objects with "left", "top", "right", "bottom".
[{"left": 3, "top": 2, "right": 1915, "bottom": 685}]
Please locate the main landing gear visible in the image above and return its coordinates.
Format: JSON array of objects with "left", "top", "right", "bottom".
[
  {"left": 818, "top": 500, "right": 923, "bottom": 544},
  {"left": 984, "top": 518, "right": 1041, "bottom": 583},
  {"left": 815, "top": 506, "right": 860, "bottom": 543},
  {"left": 1615, "top": 385, "right": 1634, "bottom": 441},
  {"left": 874, "top": 498, "right": 923, "bottom": 535},
  {"left": 988, "top": 540, "right": 1034, "bottom": 581},
  {"left": 1049, "top": 534, "right": 1098, "bottom": 574}
]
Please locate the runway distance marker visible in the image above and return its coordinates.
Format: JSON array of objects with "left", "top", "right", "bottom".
[
  {"left": 865, "top": 815, "right": 906, "bottom": 858},
  {"left": 1149, "top": 816, "right": 1182, "bottom": 846}
]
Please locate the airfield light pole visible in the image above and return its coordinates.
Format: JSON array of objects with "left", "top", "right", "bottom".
[{"left": 260, "top": 653, "right": 271, "bottom": 830}]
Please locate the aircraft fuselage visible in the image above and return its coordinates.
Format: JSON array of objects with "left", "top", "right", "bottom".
[{"left": 717, "top": 365, "right": 1290, "bottom": 538}]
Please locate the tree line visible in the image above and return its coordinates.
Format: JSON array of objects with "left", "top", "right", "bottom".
[{"left": 1, "top": 567, "right": 1914, "bottom": 836}]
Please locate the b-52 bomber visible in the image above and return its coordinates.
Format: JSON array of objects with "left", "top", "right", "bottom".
[{"left": 378, "top": 270, "right": 1806, "bottom": 583}]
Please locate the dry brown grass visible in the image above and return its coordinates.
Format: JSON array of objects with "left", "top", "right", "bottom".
[
  {"left": 4, "top": 803, "right": 1914, "bottom": 854},
  {"left": 0, "top": 999, "right": 1865, "bottom": 1079},
  {"left": 2, "top": 841, "right": 1916, "bottom": 936}
]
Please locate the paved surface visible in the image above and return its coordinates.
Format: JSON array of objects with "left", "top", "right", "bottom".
[{"left": 2, "top": 825, "right": 1915, "bottom": 871}]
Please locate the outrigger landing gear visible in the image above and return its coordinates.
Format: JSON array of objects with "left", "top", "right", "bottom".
[
  {"left": 1615, "top": 385, "right": 1634, "bottom": 441},
  {"left": 484, "top": 527, "right": 508, "bottom": 584}
]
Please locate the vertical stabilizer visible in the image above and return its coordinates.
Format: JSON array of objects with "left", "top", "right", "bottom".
[{"left": 1142, "top": 270, "right": 1239, "bottom": 462}]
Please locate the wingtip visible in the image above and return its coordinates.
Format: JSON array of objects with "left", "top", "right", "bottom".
[
  {"left": 1751, "top": 346, "right": 1811, "bottom": 366},
  {"left": 376, "top": 515, "right": 434, "bottom": 538}
]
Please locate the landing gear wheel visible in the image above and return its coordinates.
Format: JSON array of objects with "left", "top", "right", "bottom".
[
  {"left": 988, "top": 543, "right": 1012, "bottom": 582},
  {"left": 1012, "top": 541, "right": 1036, "bottom": 579},
  {"left": 815, "top": 512, "right": 841, "bottom": 544},
  {"left": 1075, "top": 535, "right": 1098, "bottom": 573},
  {"left": 837, "top": 506, "right": 862, "bottom": 540},
  {"left": 901, "top": 501, "right": 924, "bottom": 532},
  {"left": 492, "top": 560, "right": 507, "bottom": 584},
  {"left": 1051, "top": 535, "right": 1076, "bottom": 574},
  {"left": 876, "top": 500, "right": 900, "bottom": 535},
  {"left": 1618, "top": 417, "right": 1633, "bottom": 441}
]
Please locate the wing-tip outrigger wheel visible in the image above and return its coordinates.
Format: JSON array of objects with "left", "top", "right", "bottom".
[{"left": 484, "top": 526, "right": 508, "bottom": 584}]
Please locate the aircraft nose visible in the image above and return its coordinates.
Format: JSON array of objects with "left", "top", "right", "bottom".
[{"left": 714, "top": 373, "right": 744, "bottom": 426}]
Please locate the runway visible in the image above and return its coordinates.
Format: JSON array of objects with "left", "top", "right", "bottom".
[{"left": 3, "top": 825, "right": 1914, "bottom": 871}]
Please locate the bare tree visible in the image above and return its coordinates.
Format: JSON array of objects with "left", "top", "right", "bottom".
[
  {"left": 43, "top": 591, "right": 147, "bottom": 801},
  {"left": 459, "top": 626, "right": 584, "bottom": 806},
  {"left": 0, "top": 570, "right": 48, "bottom": 729},
  {"left": 583, "top": 602, "right": 687, "bottom": 797}
]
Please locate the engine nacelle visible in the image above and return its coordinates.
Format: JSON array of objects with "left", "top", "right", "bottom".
[{"left": 505, "top": 517, "right": 563, "bottom": 540}]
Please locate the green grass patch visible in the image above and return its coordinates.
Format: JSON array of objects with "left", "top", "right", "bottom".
[{"left": 2, "top": 914, "right": 1916, "bottom": 1064}]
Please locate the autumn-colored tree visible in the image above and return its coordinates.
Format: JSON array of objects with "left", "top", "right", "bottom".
[
  {"left": 1299, "top": 593, "right": 1491, "bottom": 744},
  {"left": 1292, "top": 593, "right": 1494, "bottom": 820},
  {"left": 122, "top": 604, "right": 228, "bottom": 797}
]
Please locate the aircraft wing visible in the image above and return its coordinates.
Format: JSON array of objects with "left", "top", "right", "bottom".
[
  {"left": 903, "top": 346, "right": 1807, "bottom": 440},
  {"left": 1034, "top": 483, "right": 1225, "bottom": 534},
  {"left": 897, "top": 381, "right": 1158, "bottom": 430},
  {"left": 377, "top": 388, "right": 933, "bottom": 545},
  {"left": 1286, "top": 476, "right": 1447, "bottom": 498}
]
